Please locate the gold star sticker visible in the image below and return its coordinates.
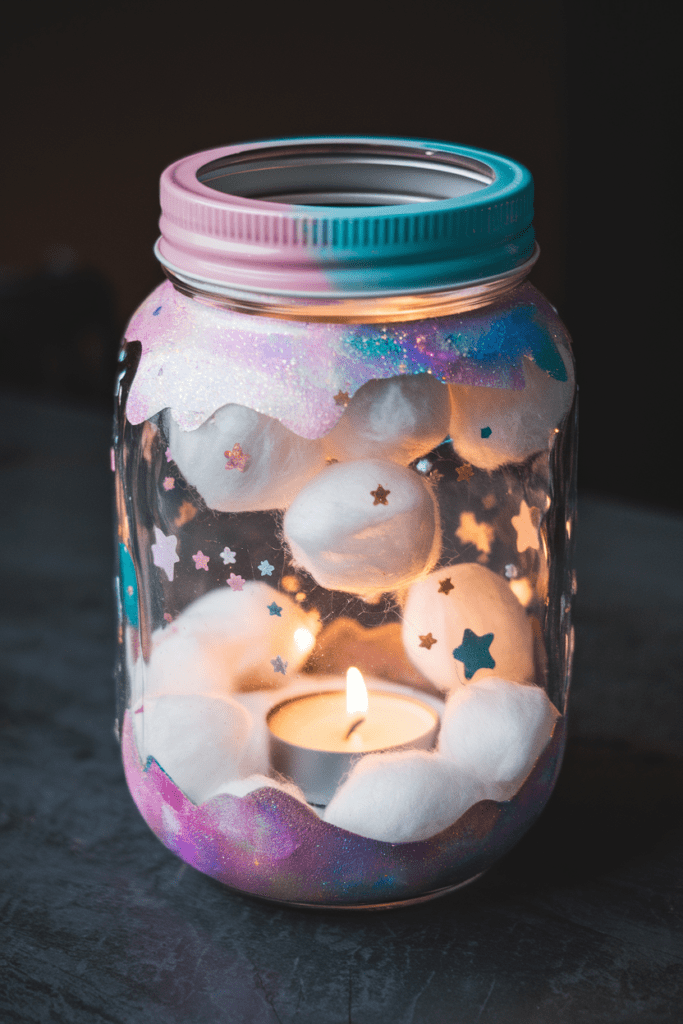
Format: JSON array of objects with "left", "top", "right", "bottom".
[
  {"left": 371, "top": 484, "right": 390, "bottom": 505},
  {"left": 456, "top": 511, "right": 495, "bottom": 556},
  {"left": 511, "top": 499, "right": 541, "bottom": 553},
  {"left": 438, "top": 577, "right": 454, "bottom": 595},
  {"left": 419, "top": 633, "right": 437, "bottom": 649},
  {"left": 334, "top": 390, "right": 350, "bottom": 407},
  {"left": 455, "top": 463, "right": 474, "bottom": 482}
]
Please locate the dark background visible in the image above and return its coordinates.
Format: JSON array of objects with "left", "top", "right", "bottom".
[{"left": 0, "top": 0, "right": 678, "bottom": 510}]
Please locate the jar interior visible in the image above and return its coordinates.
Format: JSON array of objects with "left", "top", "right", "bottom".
[{"left": 196, "top": 141, "right": 494, "bottom": 206}]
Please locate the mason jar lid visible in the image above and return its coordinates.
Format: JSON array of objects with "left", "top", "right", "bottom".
[{"left": 156, "top": 137, "right": 534, "bottom": 298}]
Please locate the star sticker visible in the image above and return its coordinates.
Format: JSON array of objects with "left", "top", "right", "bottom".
[
  {"left": 192, "top": 550, "right": 210, "bottom": 571},
  {"left": 334, "top": 390, "right": 350, "bottom": 407},
  {"left": 165, "top": 447, "right": 172, "bottom": 462},
  {"left": 455, "top": 463, "right": 474, "bottom": 482},
  {"left": 227, "top": 573, "right": 245, "bottom": 591},
  {"left": 224, "top": 443, "right": 249, "bottom": 471},
  {"left": 452, "top": 629, "right": 495, "bottom": 680},
  {"left": 511, "top": 500, "right": 541, "bottom": 553},
  {"left": 419, "top": 633, "right": 437, "bottom": 649},
  {"left": 220, "top": 547, "right": 237, "bottom": 565},
  {"left": 163, "top": 612, "right": 173, "bottom": 622},
  {"left": 271, "top": 656, "right": 288, "bottom": 675},
  {"left": 456, "top": 511, "right": 495, "bottom": 556},
  {"left": 267, "top": 602, "right": 282, "bottom": 616},
  {"left": 480, "top": 426, "right": 492, "bottom": 438},
  {"left": 162, "top": 476, "right": 175, "bottom": 491},
  {"left": 505, "top": 563, "right": 519, "bottom": 579},
  {"left": 151, "top": 528, "right": 180, "bottom": 581},
  {"left": 438, "top": 577, "right": 454, "bottom": 595},
  {"left": 371, "top": 484, "right": 390, "bottom": 505},
  {"left": 258, "top": 560, "right": 274, "bottom": 576}
]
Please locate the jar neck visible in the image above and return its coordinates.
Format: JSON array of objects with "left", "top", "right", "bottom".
[{"left": 161, "top": 244, "right": 539, "bottom": 324}]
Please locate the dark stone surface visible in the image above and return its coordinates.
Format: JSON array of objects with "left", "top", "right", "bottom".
[{"left": 1, "top": 392, "right": 681, "bottom": 1023}]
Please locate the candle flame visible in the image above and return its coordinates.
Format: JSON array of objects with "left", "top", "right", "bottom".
[{"left": 346, "top": 667, "right": 368, "bottom": 715}]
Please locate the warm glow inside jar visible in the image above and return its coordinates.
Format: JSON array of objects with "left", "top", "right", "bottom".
[{"left": 114, "top": 137, "right": 577, "bottom": 908}]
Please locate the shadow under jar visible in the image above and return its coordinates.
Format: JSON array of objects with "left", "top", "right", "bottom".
[{"left": 114, "top": 137, "right": 577, "bottom": 909}]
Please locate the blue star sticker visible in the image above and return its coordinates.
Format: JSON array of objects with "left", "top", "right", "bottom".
[
  {"left": 452, "top": 629, "right": 495, "bottom": 679},
  {"left": 258, "top": 560, "right": 274, "bottom": 576},
  {"left": 271, "top": 656, "right": 288, "bottom": 675},
  {"left": 267, "top": 602, "right": 282, "bottom": 617}
]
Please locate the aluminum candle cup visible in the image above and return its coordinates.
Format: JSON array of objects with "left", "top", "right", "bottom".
[
  {"left": 267, "top": 688, "right": 441, "bottom": 806},
  {"left": 115, "top": 136, "right": 577, "bottom": 908}
]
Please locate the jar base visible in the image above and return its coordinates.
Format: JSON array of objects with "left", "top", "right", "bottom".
[{"left": 216, "top": 871, "right": 486, "bottom": 912}]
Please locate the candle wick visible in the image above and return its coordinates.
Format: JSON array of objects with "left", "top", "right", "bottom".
[{"left": 345, "top": 717, "right": 365, "bottom": 739}]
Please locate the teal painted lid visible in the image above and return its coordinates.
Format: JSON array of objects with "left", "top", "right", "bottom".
[{"left": 157, "top": 136, "right": 535, "bottom": 297}]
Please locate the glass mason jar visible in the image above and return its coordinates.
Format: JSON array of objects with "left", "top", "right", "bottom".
[{"left": 114, "top": 137, "right": 577, "bottom": 909}]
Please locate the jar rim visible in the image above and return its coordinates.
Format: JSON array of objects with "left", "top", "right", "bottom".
[{"left": 158, "top": 243, "right": 540, "bottom": 324}]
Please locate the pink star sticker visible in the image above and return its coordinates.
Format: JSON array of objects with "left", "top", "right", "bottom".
[
  {"left": 162, "top": 476, "right": 175, "bottom": 491},
  {"left": 151, "top": 527, "right": 179, "bottom": 581},
  {"left": 224, "top": 443, "right": 249, "bottom": 471},
  {"left": 227, "top": 573, "right": 245, "bottom": 591},
  {"left": 192, "top": 550, "right": 210, "bottom": 571},
  {"left": 165, "top": 447, "right": 173, "bottom": 462}
]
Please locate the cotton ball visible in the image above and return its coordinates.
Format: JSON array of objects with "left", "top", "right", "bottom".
[
  {"left": 449, "top": 350, "right": 575, "bottom": 470},
  {"left": 323, "top": 374, "right": 451, "bottom": 465},
  {"left": 324, "top": 749, "right": 486, "bottom": 843},
  {"left": 283, "top": 459, "right": 440, "bottom": 597},
  {"left": 155, "top": 582, "right": 320, "bottom": 690},
  {"left": 144, "top": 633, "right": 233, "bottom": 700},
  {"left": 402, "top": 564, "right": 535, "bottom": 691},
  {"left": 164, "top": 403, "right": 326, "bottom": 512},
  {"left": 207, "top": 773, "right": 309, "bottom": 804},
  {"left": 233, "top": 690, "right": 275, "bottom": 776},
  {"left": 438, "top": 677, "right": 559, "bottom": 800},
  {"left": 134, "top": 694, "right": 252, "bottom": 804}
]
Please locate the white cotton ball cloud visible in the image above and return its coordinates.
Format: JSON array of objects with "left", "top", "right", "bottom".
[
  {"left": 402, "top": 563, "right": 535, "bottom": 692},
  {"left": 283, "top": 458, "right": 440, "bottom": 597},
  {"left": 323, "top": 749, "right": 487, "bottom": 843},
  {"left": 165, "top": 403, "right": 326, "bottom": 512},
  {"left": 148, "top": 582, "right": 320, "bottom": 695},
  {"left": 134, "top": 694, "right": 252, "bottom": 804},
  {"left": 449, "top": 350, "right": 575, "bottom": 470},
  {"left": 323, "top": 374, "right": 451, "bottom": 465},
  {"left": 438, "top": 676, "right": 559, "bottom": 801},
  {"left": 232, "top": 690, "right": 275, "bottom": 776}
]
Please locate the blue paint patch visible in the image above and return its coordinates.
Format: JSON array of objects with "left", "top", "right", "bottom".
[
  {"left": 152, "top": 306, "right": 162, "bottom": 316},
  {"left": 118, "top": 542, "right": 139, "bottom": 626}
]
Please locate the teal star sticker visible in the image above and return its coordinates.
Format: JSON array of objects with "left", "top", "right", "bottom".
[
  {"left": 480, "top": 426, "right": 492, "bottom": 438},
  {"left": 452, "top": 629, "right": 495, "bottom": 679},
  {"left": 267, "top": 602, "right": 282, "bottom": 616}
]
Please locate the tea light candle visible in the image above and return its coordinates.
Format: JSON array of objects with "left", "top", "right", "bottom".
[{"left": 267, "top": 669, "right": 440, "bottom": 805}]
